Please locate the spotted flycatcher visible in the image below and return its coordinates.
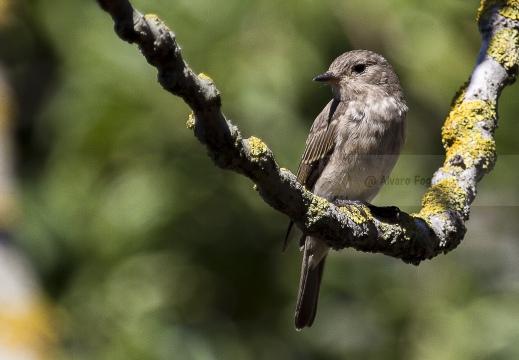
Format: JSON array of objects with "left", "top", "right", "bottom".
[{"left": 284, "top": 50, "right": 407, "bottom": 330}]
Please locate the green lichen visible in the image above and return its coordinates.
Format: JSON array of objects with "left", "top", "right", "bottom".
[
  {"left": 247, "top": 136, "right": 268, "bottom": 160},
  {"left": 419, "top": 177, "right": 467, "bottom": 217},
  {"left": 488, "top": 28, "right": 519, "bottom": 70},
  {"left": 478, "top": 0, "right": 519, "bottom": 22},
  {"left": 186, "top": 112, "right": 195, "bottom": 130},
  {"left": 442, "top": 100, "right": 496, "bottom": 169}
]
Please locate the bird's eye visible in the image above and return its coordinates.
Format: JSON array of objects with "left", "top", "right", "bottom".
[{"left": 352, "top": 64, "right": 366, "bottom": 74}]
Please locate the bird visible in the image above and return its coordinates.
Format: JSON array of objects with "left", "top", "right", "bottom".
[{"left": 284, "top": 50, "right": 407, "bottom": 330}]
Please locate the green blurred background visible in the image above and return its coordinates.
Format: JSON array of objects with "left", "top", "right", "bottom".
[{"left": 3, "top": 0, "right": 519, "bottom": 359}]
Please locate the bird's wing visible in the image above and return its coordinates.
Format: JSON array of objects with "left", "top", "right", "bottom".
[
  {"left": 283, "top": 98, "right": 346, "bottom": 252},
  {"left": 297, "top": 98, "right": 343, "bottom": 189}
]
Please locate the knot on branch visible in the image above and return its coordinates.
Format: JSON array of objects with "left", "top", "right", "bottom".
[{"left": 138, "top": 14, "right": 180, "bottom": 68}]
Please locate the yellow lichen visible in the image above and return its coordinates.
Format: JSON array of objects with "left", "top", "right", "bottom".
[
  {"left": 306, "top": 196, "right": 329, "bottom": 225},
  {"left": 401, "top": 225, "right": 412, "bottom": 242},
  {"left": 186, "top": 112, "right": 195, "bottom": 130},
  {"left": 378, "top": 222, "right": 392, "bottom": 241},
  {"left": 378, "top": 221, "right": 409, "bottom": 242},
  {"left": 198, "top": 73, "right": 214, "bottom": 83},
  {"left": 442, "top": 100, "right": 496, "bottom": 169},
  {"left": 247, "top": 136, "right": 268, "bottom": 160},
  {"left": 478, "top": 0, "right": 519, "bottom": 22},
  {"left": 144, "top": 14, "right": 163, "bottom": 27},
  {"left": 420, "top": 177, "right": 467, "bottom": 216},
  {"left": 339, "top": 203, "right": 373, "bottom": 225},
  {"left": 487, "top": 28, "right": 519, "bottom": 70},
  {"left": 500, "top": 0, "right": 519, "bottom": 20}
]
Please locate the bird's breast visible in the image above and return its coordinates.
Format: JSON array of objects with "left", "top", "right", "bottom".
[{"left": 313, "top": 94, "right": 406, "bottom": 202}]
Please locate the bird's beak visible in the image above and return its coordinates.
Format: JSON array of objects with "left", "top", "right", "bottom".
[{"left": 313, "top": 72, "right": 340, "bottom": 82}]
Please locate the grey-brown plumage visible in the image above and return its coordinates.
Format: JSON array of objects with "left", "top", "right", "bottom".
[{"left": 285, "top": 50, "right": 407, "bottom": 330}]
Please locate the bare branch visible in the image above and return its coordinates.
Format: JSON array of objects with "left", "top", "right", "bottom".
[{"left": 96, "top": 0, "right": 519, "bottom": 265}]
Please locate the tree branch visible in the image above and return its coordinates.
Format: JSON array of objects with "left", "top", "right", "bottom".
[{"left": 96, "top": 0, "right": 519, "bottom": 265}]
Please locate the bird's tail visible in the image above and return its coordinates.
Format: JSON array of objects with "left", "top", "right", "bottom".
[{"left": 295, "top": 237, "right": 327, "bottom": 330}]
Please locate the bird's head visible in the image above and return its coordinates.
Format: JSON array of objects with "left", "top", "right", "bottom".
[{"left": 313, "top": 50, "right": 403, "bottom": 101}]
